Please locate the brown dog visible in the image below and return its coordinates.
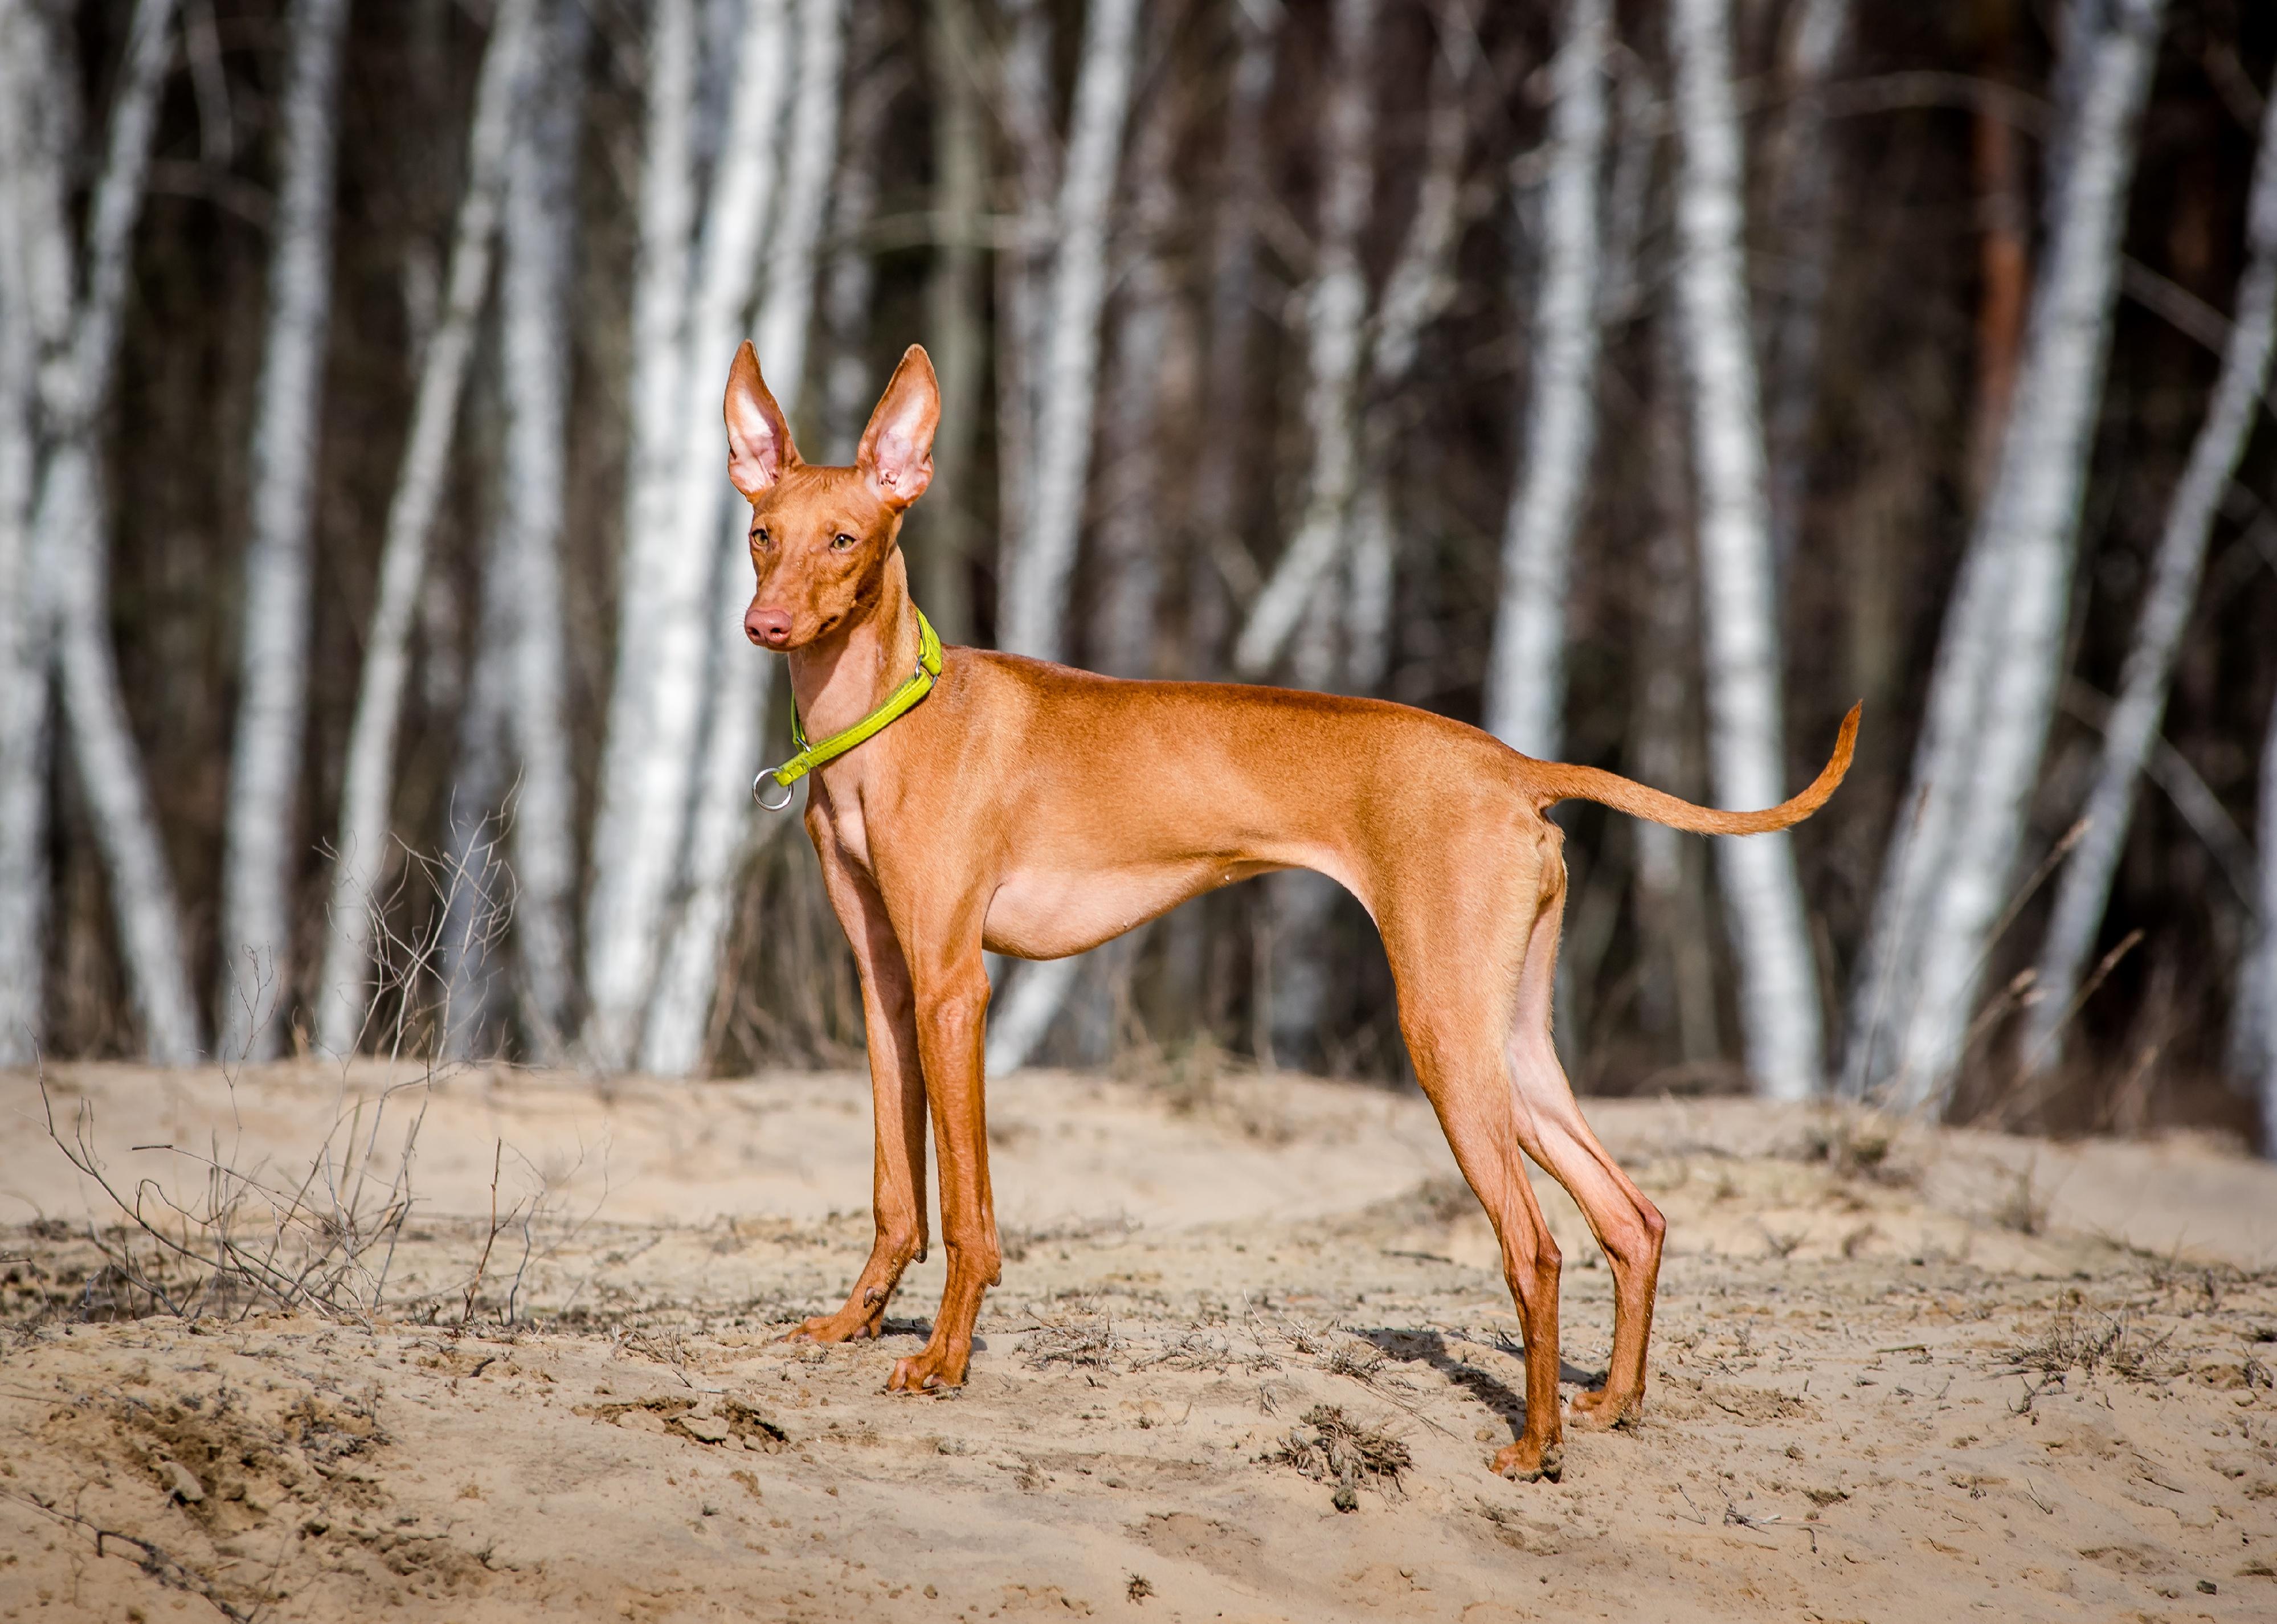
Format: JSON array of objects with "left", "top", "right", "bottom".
[{"left": 726, "top": 340, "right": 1855, "bottom": 1480}]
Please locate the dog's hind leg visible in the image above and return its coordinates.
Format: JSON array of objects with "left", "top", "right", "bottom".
[
  {"left": 1500, "top": 869, "right": 1667, "bottom": 1429},
  {"left": 1377, "top": 850, "right": 1567, "bottom": 1480}
]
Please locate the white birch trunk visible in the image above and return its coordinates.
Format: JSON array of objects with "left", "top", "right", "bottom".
[
  {"left": 218, "top": 0, "right": 351, "bottom": 1061},
  {"left": 577, "top": 0, "right": 697, "bottom": 1067},
  {"left": 1027, "top": 43, "right": 1187, "bottom": 1070},
  {"left": 316, "top": 0, "right": 537, "bottom": 1055},
  {"left": 497, "top": 0, "right": 587, "bottom": 1057},
  {"left": 1633, "top": 345, "right": 1722, "bottom": 1064},
  {"left": 1763, "top": 0, "right": 1851, "bottom": 569},
  {"left": 983, "top": 0, "right": 1147, "bottom": 1075},
  {"left": 1870, "top": 0, "right": 2166, "bottom": 1110},
  {"left": 1343, "top": 4, "right": 1468, "bottom": 686},
  {"left": 820, "top": 0, "right": 894, "bottom": 462},
  {"left": 641, "top": 0, "right": 844, "bottom": 1079},
  {"left": 995, "top": 0, "right": 1144, "bottom": 664},
  {"left": 14, "top": 0, "right": 199, "bottom": 1064},
  {"left": 1345, "top": 483, "right": 1395, "bottom": 694},
  {"left": 914, "top": 0, "right": 983, "bottom": 640},
  {"left": 1089, "top": 21, "right": 1181, "bottom": 684},
  {"left": 581, "top": 0, "right": 787, "bottom": 1069},
  {"left": 0, "top": 0, "right": 56, "bottom": 1063},
  {"left": 1229, "top": 0, "right": 1376, "bottom": 681},
  {"left": 1185, "top": 0, "right": 1281, "bottom": 673},
  {"left": 1669, "top": 0, "right": 1824, "bottom": 1101},
  {"left": 1257, "top": 10, "right": 1470, "bottom": 1065},
  {"left": 2026, "top": 72, "right": 2277, "bottom": 1074},
  {"left": 991, "top": 0, "right": 1058, "bottom": 622},
  {"left": 1482, "top": 0, "right": 1608, "bottom": 760},
  {"left": 49, "top": 445, "right": 205, "bottom": 1064},
  {"left": 438, "top": 555, "right": 513, "bottom": 1060},
  {"left": 2246, "top": 689, "right": 2277, "bottom": 1151}
]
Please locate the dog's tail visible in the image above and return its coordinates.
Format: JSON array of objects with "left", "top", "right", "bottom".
[{"left": 1520, "top": 703, "right": 1859, "bottom": 836}]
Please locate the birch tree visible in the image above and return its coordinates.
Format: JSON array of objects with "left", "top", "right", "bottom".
[
  {"left": 1761, "top": 0, "right": 1850, "bottom": 567},
  {"left": 1848, "top": 0, "right": 2168, "bottom": 1108},
  {"left": 1632, "top": 332, "right": 1722, "bottom": 1065},
  {"left": 1669, "top": 0, "right": 1824, "bottom": 1100},
  {"left": 219, "top": 0, "right": 353, "bottom": 1061},
  {"left": 1483, "top": 0, "right": 1609, "bottom": 760},
  {"left": 991, "top": 0, "right": 1058, "bottom": 616},
  {"left": 436, "top": 545, "right": 515, "bottom": 1058},
  {"left": 1231, "top": 0, "right": 1377, "bottom": 681},
  {"left": 641, "top": 0, "right": 845, "bottom": 1079},
  {"left": 497, "top": 0, "right": 588, "bottom": 1054},
  {"left": 1090, "top": 15, "right": 1184, "bottom": 684},
  {"left": 438, "top": 0, "right": 592, "bottom": 1060},
  {"left": 316, "top": 0, "right": 538, "bottom": 1055},
  {"left": 582, "top": 0, "right": 791, "bottom": 1070},
  {"left": 2022, "top": 58, "right": 2275, "bottom": 1076},
  {"left": 1344, "top": 5, "right": 1471, "bottom": 693},
  {"left": 0, "top": 0, "right": 51, "bottom": 1063},
  {"left": 578, "top": 0, "right": 698, "bottom": 1067},
  {"left": 1263, "top": 7, "right": 1471, "bottom": 1065},
  {"left": 995, "top": 0, "right": 1146, "bottom": 663},
  {"left": 820, "top": 0, "right": 896, "bottom": 461},
  {"left": 3, "top": 0, "right": 199, "bottom": 1064},
  {"left": 914, "top": 0, "right": 984, "bottom": 641},
  {"left": 982, "top": 0, "right": 1148, "bottom": 1074},
  {"left": 2245, "top": 693, "right": 2277, "bottom": 1151},
  {"left": 1185, "top": 0, "right": 1282, "bottom": 674}
]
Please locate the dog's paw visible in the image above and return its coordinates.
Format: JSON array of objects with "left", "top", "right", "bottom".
[
  {"left": 1567, "top": 1386, "right": 1641, "bottom": 1430},
  {"left": 1490, "top": 1438, "right": 1563, "bottom": 1483},
  {"left": 887, "top": 1345, "right": 970, "bottom": 1392},
  {"left": 783, "top": 1307, "right": 882, "bottom": 1345}
]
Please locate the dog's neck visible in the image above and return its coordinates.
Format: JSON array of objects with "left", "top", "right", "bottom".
[{"left": 784, "top": 545, "right": 923, "bottom": 746}]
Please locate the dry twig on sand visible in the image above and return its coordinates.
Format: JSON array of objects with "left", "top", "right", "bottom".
[
  {"left": 1020, "top": 1312, "right": 1122, "bottom": 1369},
  {"left": 1271, "top": 1404, "right": 1412, "bottom": 1511}
]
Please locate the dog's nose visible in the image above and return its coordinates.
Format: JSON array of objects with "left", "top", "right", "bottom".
[{"left": 745, "top": 607, "right": 793, "bottom": 647}]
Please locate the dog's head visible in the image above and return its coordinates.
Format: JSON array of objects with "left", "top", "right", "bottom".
[{"left": 727, "top": 341, "right": 939, "bottom": 652}]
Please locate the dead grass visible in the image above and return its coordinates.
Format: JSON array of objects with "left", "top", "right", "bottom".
[
  {"left": 1798, "top": 1111, "right": 1916, "bottom": 1187},
  {"left": 1020, "top": 1312, "right": 1122, "bottom": 1370},
  {"left": 1270, "top": 1404, "right": 1413, "bottom": 1511},
  {"left": 1992, "top": 1165, "right": 2050, "bottom": 1237},
  {"left": 17, "top": 837, "right": 600, "bottom": 1334},
  {"left": 2010, "top": 1311, "right": 2174, "bottom": 1383}
]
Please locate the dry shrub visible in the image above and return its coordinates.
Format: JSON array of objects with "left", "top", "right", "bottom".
[
  {"left": 1131, "top": 1329, "right": 1278, "bottom": 1375},
  {"left": 1272, "top": 1404, "right": 1412, "bottom": 1511},
  {"left": 1021, "top": 1312, "right": 1122, "bottom": 1370},
  {"left": 2011, "top": 1312, "right": 2173, "bottom": 1382},
  {"left": 1992, "top": 1166, "right": 2049, "bottom": 1236},
  {"left": 23, "top": 836, "right": 596, "bottom": 1331},
  {"left": 1322, "top": 1337, "right": 1388, "bottom": 1384},
  {"left": 1799, "top": 1111, "right": 1916, "bottom": 1186}
]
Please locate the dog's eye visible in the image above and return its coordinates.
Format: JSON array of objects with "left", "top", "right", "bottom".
[
  {"left": 751, "top": 526, "right": 770, "bottom": 549},
  {"left": 831, "top": 532, "right": 856, "bottom": 551}
]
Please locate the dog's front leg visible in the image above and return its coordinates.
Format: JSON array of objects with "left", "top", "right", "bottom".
[
  {"left": 788, "top": 823, "right": 931, "bottom": 1345},
  {"left": 887, "top": 936, "right": 997, "bottom": 1392}
]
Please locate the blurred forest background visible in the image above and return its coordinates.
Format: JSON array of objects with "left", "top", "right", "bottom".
[{"left": 4, "top": 0, "right": 2276, "bottom": 1151}]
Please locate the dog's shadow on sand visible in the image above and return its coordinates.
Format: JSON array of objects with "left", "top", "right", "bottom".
[{"left": 1357, "top": 1328, "right": 1602, "bottom": 1439}]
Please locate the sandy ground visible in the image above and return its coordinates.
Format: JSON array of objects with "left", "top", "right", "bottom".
[{"left": 3, "top": 1058, "right": 2275, "bottom": 1622}]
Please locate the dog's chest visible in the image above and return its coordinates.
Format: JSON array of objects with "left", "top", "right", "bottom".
[{"left": 818, "top": 789, "right": 874, "bottom": 879}]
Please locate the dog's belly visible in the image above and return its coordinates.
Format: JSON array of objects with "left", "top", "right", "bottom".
[{"left": 982, "top": 859, "right": 1278, "bottom": 960}]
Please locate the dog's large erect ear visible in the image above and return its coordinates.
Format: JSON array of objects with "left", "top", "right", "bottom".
[
  {"left": 725, "top": 341, "right": 800, "bottom": 497},
  {"left": 856, "top": 345, "right": 939, "bottom": 510}
]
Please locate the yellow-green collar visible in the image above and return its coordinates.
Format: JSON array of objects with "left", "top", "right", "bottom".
[{"left": 753, "top": 609, "right": 943, "bottom": 810}]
